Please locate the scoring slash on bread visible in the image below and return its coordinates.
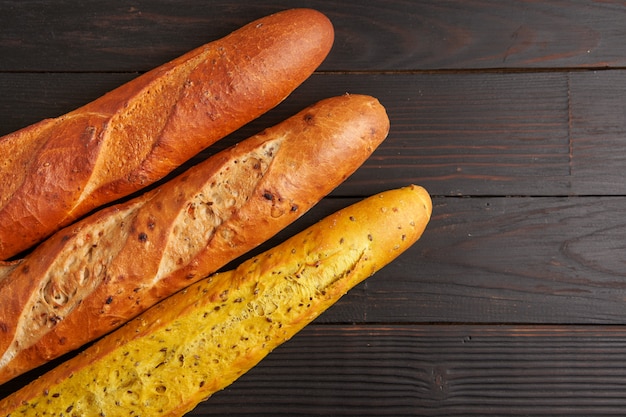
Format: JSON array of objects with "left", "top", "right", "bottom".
[
  {"left": 0, "top": 8, "right": 334, "bottom": 261},
  {"left": 0, "top": 94, "right": 390, "bottom": 385},
  {"left": 0, "top": 185, "right": 432, "bottom": 417}
]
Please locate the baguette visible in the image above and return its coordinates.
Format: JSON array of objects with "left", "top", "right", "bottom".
[
  {"left": 0, "top": 8, "right": 334, "bottom": 260},
  {"left": 0, "top": 185, "right": 432, "bottom": 417},
  {"left": 0, "top": 94, "right": 389, "bottom": 385}
]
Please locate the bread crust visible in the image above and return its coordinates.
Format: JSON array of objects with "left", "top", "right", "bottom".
[
  {"left": 0, "top": 185, "right": 431, "bottom": 416},
  {"left": 0, "top": 94, "right": 389, "bottom": 386},
  {"left": 0, "top": 8, "right": 334, "bottom": 260}
]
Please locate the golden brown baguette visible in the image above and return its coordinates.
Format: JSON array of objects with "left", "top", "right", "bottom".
[
  {"left": 0, "top": 94, "right": 389, "bottom": 385},
  {"left": 0, "top": 8, "right": 334, "bottom": 261},
  {"left": 0, "top": 185, "right": 432, "bottom": 416}
]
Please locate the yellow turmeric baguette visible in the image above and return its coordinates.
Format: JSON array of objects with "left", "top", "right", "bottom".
[{"left": 0, "top": 185, "right": 432, "bottom": 417}]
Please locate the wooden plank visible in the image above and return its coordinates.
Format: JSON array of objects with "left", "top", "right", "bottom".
[
  {"left": 1, "top": 1, "right": 626, "bottom": 71},
  {"left": 0, "top": 71, "right": 572, "bottom": 197},
  {"left": 570, "top": 70, "right": 626, "bottom": 195},
  {"left": 4, "top": 323, "right": 626, "bottom": 415},
  {"left": 183, "top": 324, "right": 626, "bottom": 416},
  {"left": 3, "top": 70, "right": 626, "bottom": 198},
  {"left": 278, "top": 195, "right": 626, "bottom": 325},
  {"left": 178, "top": 194, "right": 626, "bottom": 326},
  {"left": 217, "top": 70, "right": 626, "bottom": 198}
]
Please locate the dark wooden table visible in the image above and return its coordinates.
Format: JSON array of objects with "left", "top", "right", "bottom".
[{"left": 2, "top": 1, "right": 626, "bottom": 415}]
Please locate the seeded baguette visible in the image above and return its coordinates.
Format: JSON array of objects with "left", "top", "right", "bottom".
[
  {"left": 0, "top": 8, "right": 334, "bottom": 260},
  {"left": 0, "top": 185, "right": 432, "bottom": 416},
  {"left": 0, "top": 94, "right": 389, "bottom": 385}
]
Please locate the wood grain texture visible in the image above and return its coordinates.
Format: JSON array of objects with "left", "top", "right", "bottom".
[
  {"left": 117, "top": 194, "right": 626, "bottom": 326},
  {"left": 570, "top": 70, "right": 626, "bottom": 195},
  {"left": 347, "top": 195, "right": 626, "bottom": 324},
  {"left": 6, "top": 324, "right": 626, "bottom": 415},
  {"left": 1, "top": 0, "right": 626, "bottom": 71},
  {"left": 192, "top": 324, "right": 626, "bottom": 416},
  {"left": 242, "top": 195, "right": 626, "bottom": 325},
  {"left": 6, "top": 71, "right": 626, "bottom": 197},
  {"left": 0, "top": 71, "right": 571, "bottom": 197}
]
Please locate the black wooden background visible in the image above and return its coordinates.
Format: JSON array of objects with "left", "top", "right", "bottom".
[{"left": 2, "top": 1, "right": 626, "bottom": 415}]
